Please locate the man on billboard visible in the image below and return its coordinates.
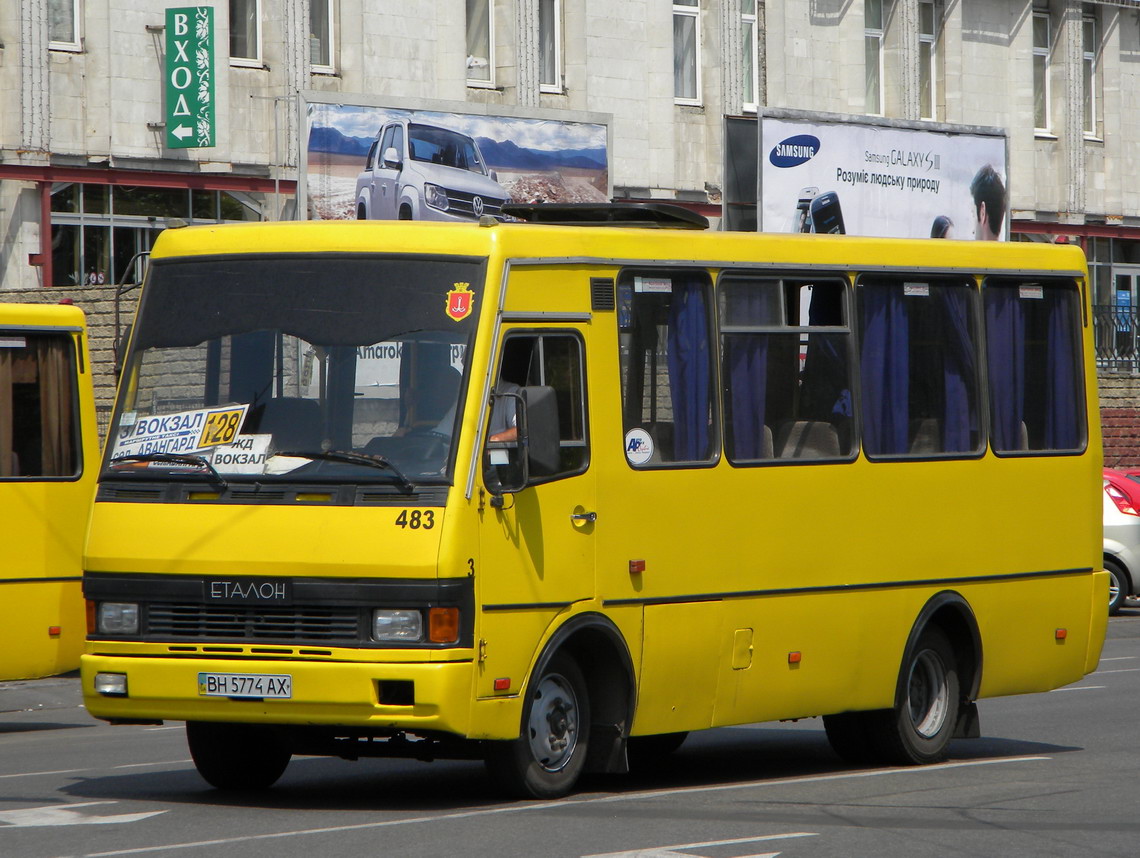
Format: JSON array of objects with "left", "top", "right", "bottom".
[{"left": 970, "top": 164, "right": 1006, "bottom": 241}]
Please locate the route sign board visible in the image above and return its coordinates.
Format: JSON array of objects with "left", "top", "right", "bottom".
[{"left": 165, "top": 7, "right": 215, "bottom": 149}]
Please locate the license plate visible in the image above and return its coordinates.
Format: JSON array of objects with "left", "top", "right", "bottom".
[{"left": 197, "top": 672, "right": 292, "bottom": 699}]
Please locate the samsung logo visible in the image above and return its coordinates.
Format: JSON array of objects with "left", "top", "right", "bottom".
[{"left": 769, "top": 135, "right": 821, "bottom": 168}]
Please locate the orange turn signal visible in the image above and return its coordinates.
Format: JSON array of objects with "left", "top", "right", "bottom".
[{"left": 429, "top": 607, "right": 460, "bottom": 644}]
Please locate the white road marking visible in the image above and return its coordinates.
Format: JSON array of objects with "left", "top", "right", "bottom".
[
  {"left": 1050, "top": 685, "right": 1106, "bottom": 692},
  {"left": 0, "top": 760, "right": 189, "bottom": 781},
  {"left": 73, "top": 756, "right": 1051, "bottom": 857},
  {"left": 583, "top": 831, "right": 816, "bottom": 857},
  {"left": 1092, "top": 667, "right": 1140, "bottom": 674},
  {"left": 1097, "top": 656, "right": 1136, "bottom": 661},
  {"left": 0, "top": 802, "right": 165, "bottom": 827}
]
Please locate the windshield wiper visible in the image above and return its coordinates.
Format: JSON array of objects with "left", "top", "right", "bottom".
[
  {"left": 110, "top": 452, "right": 228, "bottom": 490},
  {"left": 275, "top": 450, "right": 415, "bottom": 493}
]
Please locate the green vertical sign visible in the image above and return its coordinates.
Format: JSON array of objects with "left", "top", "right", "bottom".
[{"left": 165, "top": 7, "right": 215, "bottom": 149}]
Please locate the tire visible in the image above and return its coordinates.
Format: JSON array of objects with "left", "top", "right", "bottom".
[
  {"left": 1106, "top": 558, "right": 1128, "bottom": 616},
  {"left": 186, "top": 722, "right": 291, "bottom": 791},
  {"left": 823, "top": 712, "right": 878, "bottom": 765},
  {"left": 485, "top": 653, "right": 590, "bottom": 799},
  {"left": 626, "top": 732, "right": 687, "bottom": 770},
  {"left": 869, "top": 625, "right": 959, "bottom": 765},
  {"left": 356, "top": 203, "right": 367, "bottom": 220},
  {"left": 398, "top": 206, "right": 413, "bottom": 220}
]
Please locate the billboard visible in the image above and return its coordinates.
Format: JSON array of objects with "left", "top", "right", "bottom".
[
  {"left": 301, "top": 94, "right": 611, "bottom": 222},
  {"left": 758, "top": 112, "right": 1008, "bottom": 240}
]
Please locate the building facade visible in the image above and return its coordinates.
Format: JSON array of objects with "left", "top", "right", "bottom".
[{"left": 3, "top": 0, "right": 1140, "bottom": 453}]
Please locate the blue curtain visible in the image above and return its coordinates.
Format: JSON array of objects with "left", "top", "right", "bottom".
[
  {"left": 668, "top": 280, "right": 711, "bottom": 460},
  {"left": 985, "top": 287, "right": 1026, "bottom": 451},
  {"left": 725, "top": 335, "right": 768, "bottom": 459},
  {"left": 940, "top": 287, "right": 976, "bottom": 452},
  {"left": 860, "top": 285, "right": 909, "bottom": 455},
  {"left": 1045, "top": 292, "right": 1080, "bottom": 449}
]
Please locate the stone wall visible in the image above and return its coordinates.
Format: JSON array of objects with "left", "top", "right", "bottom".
[{"left": 1099, "top": 374, "right": 1140, "bottom": 469}]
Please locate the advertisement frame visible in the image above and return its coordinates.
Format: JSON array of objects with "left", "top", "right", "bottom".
[
  {"left": 752, "top": 108, "right": 1009, "bottom": 240},
  {"left": 298, "top": 91, "right": 613, "bottom": 223}
]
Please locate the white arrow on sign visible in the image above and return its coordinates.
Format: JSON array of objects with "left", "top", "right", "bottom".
[
  {"left": 0, "top": 801, "right": 166, "bottom": 827},
  {"left": 171, "top": 125, "right": 193, "bottom": 140}
]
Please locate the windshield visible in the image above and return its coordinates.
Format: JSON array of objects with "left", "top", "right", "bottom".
[
  {"left": 408, "top": 124, "right": 488, "bottom": 175},
  {"left": 105, "top": 253, "right": 485, "bottom": 488}
]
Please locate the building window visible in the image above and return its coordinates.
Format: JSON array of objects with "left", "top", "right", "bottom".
[
  {"left": 230, "top": 0, "right": 261, "bottom": 67},
  {"left": 742, "top": 0, "right": 759, "bottom": 112},
  {"left": 49, "top": 0, "right": 81, "bottom": 51},
  {"left": 865, "top": 0, "right": 884, "bottom": 115},
  {"left": 1082, "top": 12, "right": 1098, "bottom": 137},
  {"left": 539, "top": 0, "right": 562, "bottom": 92},
  {"left": 467, "top": 0, "right": 494, "bottom": 86},
  {"left": 673, "top": 0, "right": 701, "bottom": 104},
  {"left": 1032, "top": 9, "right": 1051, "bottom": 132},
  {"left": 918, "top": 0, "right": 938, "bottom": 120},
  {"left": 49, "top": 184, "right": 261, "bottom": 288},
  {"left": 310, "top": 0, "right": 334, "bottom": 72}
]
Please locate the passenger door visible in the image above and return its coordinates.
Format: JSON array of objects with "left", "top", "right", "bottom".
[{"left": 475, "top": 328, "right": 596, "bottom": 698}]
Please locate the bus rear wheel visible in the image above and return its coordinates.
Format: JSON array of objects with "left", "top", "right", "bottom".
[
  {"left": 485, "top": 653, "right": 590, "bottom": 799},
  {"left": 872, "top": 625, "right": 959, "bottom": 765},
  {"left": 186, "top": 721, "right": 291, "bottom": 791}
]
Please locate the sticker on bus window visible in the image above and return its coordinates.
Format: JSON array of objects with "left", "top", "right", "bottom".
[
  {"left": 207, "top": 434, "right": 271, "bottom": 474},
  {"left": 0, "top": 336, "right": 26, "bottom": 349},
  {"left": 625, "top": 428, "right": 654, "bottom": 465},
  {"left": 634, "top": 277, "right": 672, "bottom": 294},
  {"left": 446, "top": 282, "right": 475, "bottom": 321},
  {"left": 111, "top": 404, "right": 250, "bottom": 459},
  {"left": 1020, "top": 285, "right": 1044, "bottom": 300},
  {"left": 903, "top": 282, "right": 930, "bottom": 297}
]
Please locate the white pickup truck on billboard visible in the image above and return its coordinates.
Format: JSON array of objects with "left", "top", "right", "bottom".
[{"left": 759, "top": 113, "right": 1008, "bottom": 241}]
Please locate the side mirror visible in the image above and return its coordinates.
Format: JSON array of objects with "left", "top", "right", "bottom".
[
  {"left": 483, "top": 385, "right": 560, "bottom": 498},
  {"left": 382, "top": 147, "right": 402, "bottom": 170}
]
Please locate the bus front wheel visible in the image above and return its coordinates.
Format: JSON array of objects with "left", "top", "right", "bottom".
[
  {"left": 874, "top": 625, "right": 959, "bottom": 765},
  {"left": 186, "top": 721, "right": 291, "bottom": 790},
  {"left": 485, "top": 653, "right": 590, "bottom": 799}
]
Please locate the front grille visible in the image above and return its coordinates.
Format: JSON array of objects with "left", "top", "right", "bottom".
[
  {"left": 147, "top": 603, "right": 361, "bottom": 643},
  {"left": 445, "top": 189, "right": 506, "bottom": 218}
]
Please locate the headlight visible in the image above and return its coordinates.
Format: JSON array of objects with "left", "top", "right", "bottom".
[
  {"left": 424, "top": 183, "right": 449, "bottom": 211},
  {"left": 97, "top": 602, "right": 139, "bottom": 635},
  {"left": 94, "top": 672, "right": 128, "bottom": 696},
  {"left": 372, "top": 609, "right": 423, "bottom": 642}
]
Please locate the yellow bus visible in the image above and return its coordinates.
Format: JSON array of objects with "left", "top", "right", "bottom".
[
  {"left": 1, "top": 302, "right": 99, "bottom": 681},
  {"left": 81, "top": 208, "right": 1106, "bottom": 797}
]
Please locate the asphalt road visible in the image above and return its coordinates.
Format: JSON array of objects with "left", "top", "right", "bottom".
[{"left": 2, "top": 605, "right": 1137, "bottom": 858}]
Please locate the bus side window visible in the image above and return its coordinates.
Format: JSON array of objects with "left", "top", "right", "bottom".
[
  {"left": 618, "top": 270, "right": 717, "bottom": 466},
  {"left": 0, "top": 333, "right": 80, "bottom": 479},
  {"left": 983, "top": 277, "right": 1085, "bottom": 453},
  {"left": 719, "top": 274, "right": 853, "bottom": 463},
  {"left": 856, "top": 275, "right": 982, "bottom": 458}
]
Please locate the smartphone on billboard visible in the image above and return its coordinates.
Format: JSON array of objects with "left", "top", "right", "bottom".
[
  {"left": 794, "top": 187, "right": 818, "bottom": 233},
  {"left": 810, "top": 191, "right": 845, "bottom": 235}
]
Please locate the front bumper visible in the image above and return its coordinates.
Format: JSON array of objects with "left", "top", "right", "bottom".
[{"left": 81, "top": 653, "right": 477, "bottom": 736}]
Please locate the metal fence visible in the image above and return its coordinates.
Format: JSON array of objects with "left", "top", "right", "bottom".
[{"left": 1094, "top": 304, "right": 1140, "bottom": 375}]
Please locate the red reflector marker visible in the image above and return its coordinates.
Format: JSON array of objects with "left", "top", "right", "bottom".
[
  {"left": 629, "top": 560, "right": 646, "bottom": 574},
  {"left": 788, "top": 651, "right": 802, "bottom": 665},
  {"left": 48, "top": 626, "right": 62, "bottom": 638},
  {"left": 494, "top": 678, "right": 511, "bottom": 691},
  {"left": 1055, "top": 628, "right": 1067, "bottom": 641}
]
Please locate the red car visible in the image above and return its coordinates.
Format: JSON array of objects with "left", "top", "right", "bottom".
[{"left": 1103, "top": 467, "right": 1140, "bottom": 614}]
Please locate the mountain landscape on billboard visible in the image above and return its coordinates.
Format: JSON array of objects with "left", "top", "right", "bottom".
[
  {"left": 309, "top": 126, "right": 372, "bottom": 158},
  {"left": 308, "top": 125, "right": 605, "bottom": 171},
  {"left": 475, "top": 138, "right": 607, "bottom": 171}
]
